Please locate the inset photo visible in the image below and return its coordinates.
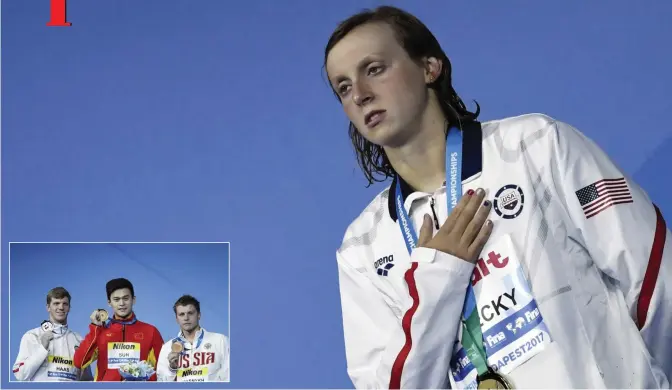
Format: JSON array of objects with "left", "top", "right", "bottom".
[{"left": 8, "top": 242, "right": 230, "bottom": 383}]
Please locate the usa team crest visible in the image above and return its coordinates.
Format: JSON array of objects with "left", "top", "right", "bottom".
[{"left": 493, "top": 184, "right": 524, "bottom": 220}]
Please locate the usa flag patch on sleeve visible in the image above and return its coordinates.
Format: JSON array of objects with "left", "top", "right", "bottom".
[{"left": 575, "top": 177, "right": 633, "bottom": 219}]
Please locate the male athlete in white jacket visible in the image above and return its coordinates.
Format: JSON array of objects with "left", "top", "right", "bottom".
[
  {"left": 13, "top": 287, "right": 93, "bottom": 381},
  {"left": 157, "top": 295, "right": 230, "bottom": 382}
]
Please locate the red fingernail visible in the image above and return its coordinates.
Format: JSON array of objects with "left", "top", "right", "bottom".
[{"left": 467, "top": 189, "right": 474, "bottom": 195}]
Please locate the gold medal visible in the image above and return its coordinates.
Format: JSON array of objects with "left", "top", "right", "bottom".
[
  {"left": 97, "top": 309, "right": 109, "bottom": 322},
  {"left": 477, "top": 372, "right": 513, "bottom": 389},
  {"left": 171, "top": 341, "right": 183, "bottom": 353}
]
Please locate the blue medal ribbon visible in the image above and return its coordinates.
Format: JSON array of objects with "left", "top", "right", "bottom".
[
  {"left": 176, "top": 327, "right": 205, "bottom": 350},
  {"left": 394, "top": 127, "right": 489, "bottom": 378}
]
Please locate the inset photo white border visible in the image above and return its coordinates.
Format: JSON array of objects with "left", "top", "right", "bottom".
[{"left": 7, "top": 241, "right": 231, "bottom": 384}]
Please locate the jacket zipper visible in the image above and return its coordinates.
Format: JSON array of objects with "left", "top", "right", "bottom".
[
  {"left": 104, "top": 324, "right": 126, "bottom": 380},
  {"left": 429, "top": 197, "right": 440, "bottom": 230},
  {"left": 107, "top": 324, "right": 125, "bottom": 381}
]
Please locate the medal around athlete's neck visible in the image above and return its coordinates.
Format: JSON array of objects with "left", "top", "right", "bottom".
[{"left": 477, "top": 371, "right": 513, "bottom": 389}]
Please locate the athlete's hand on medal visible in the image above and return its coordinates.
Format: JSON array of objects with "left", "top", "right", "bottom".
[
  {"left": 417, "top": 188, "right": 493, "bottom": 263},
  {"left": 39, "top": 330, "right": 54, "bottom": 349},
  {"left": 168, "top": 352, "right": 180, "bottom": 370}
]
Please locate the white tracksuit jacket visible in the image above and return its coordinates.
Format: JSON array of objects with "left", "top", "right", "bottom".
[
  {"left": 157, "top": 327, "right": 230, "bottom": 382},
  {"left": 13, "top": 325, "right": 93, "bottom": 381},
  {"left": 336, "top": 113, "right": 672, "bottom": 389}
]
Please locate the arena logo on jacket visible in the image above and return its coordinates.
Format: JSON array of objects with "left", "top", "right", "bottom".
[
  {"left": 373, "top": 254, "right": 395, "bottom": 276},
  {"left": 493, "top": 184, "right": 525, "bottom": 220}
]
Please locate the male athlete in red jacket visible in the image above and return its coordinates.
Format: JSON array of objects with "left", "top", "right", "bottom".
[{"left": 73, "top": 278, "right": 164, "bottom": 381}]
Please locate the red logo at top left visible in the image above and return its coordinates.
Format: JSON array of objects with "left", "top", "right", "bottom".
[{"left": 47, "top": 0, "right": 72, "bottom": 27}]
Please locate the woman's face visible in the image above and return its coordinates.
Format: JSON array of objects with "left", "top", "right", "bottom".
[{"left": 326, "top": 22, "right": 435, "bottom": 147}]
